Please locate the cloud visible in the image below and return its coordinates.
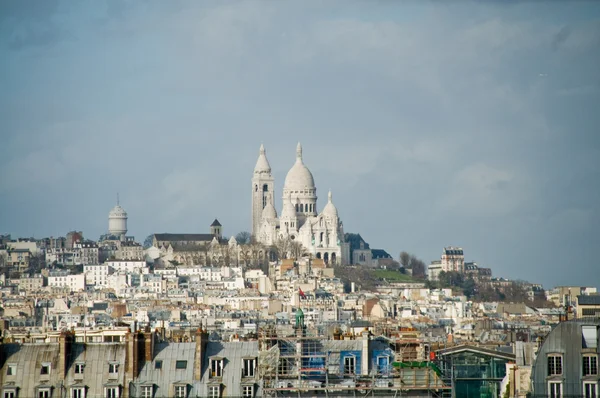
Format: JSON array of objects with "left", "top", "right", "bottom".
[{"left": 1, "top": 1, "right": 599, "bottom": 287}]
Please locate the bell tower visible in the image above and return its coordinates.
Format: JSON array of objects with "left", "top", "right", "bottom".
[{"left": 252, "top": 144, "right": 275, "bottom": 239}]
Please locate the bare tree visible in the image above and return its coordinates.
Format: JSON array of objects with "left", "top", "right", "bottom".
[
  {"left": 289, "top": 240, "right": 305, "bottom": 260},
  {"left": 235, "top": 231, "right": 252, "bottom": 245},
  {"left": 274, "top": 237, "right": 291, "bottom": 260},
  {"left": 399, "top": 251, "right": 411, "bottom": 268},
  {"left": 409, "top": 256, "right": 426, "bottom": 279}
]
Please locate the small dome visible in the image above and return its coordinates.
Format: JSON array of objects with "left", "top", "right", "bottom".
[
  {"left": 322, "top": 191, "right": 338, "bottom": 218},
  {"left": 284, "top": 143, "right": 315, "bottom": 191},
  {"left": 281, "top": 193, "right": 297, "bottom": 219},
  {"left": 109, "top": 204, "right": 127, "bottom": 218},
  {"left": 262, "top": 199, "right": 278, "bottom": 220},
  {"left": 254, "top": 144, "right": 271, "bottom": 174}
]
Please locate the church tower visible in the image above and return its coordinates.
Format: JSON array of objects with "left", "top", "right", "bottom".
[{"left": 252, "top": 144, "right": 275, "bottom": 239}]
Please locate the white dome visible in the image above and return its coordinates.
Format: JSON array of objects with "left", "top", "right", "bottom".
[
  {"left": 281, "top": 193, "right": 297, "bottom": 219},
  {"left": 262, "top": 200, "right": 278, "bottom": 220},
  {"left": 254, "top": 144, "right": 271, "bottom": 174},
  {"left": 322, "top": 191, "right": 338, "bottom": 218},
  {"left": 109, "top": 204, "right": 127, "bottom": 218},
  {"left": 284, "top": 143, "right": 315, "bottom": 191}
]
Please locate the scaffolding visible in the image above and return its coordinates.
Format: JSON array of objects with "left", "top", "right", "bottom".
[{"left": 258, "top": 325, "right": 452, "bottom": 397}]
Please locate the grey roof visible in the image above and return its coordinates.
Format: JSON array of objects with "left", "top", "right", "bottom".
[
  {"left": 578, "top": 294, "right": 600, "bottom": 305},
  {"left": 154, "top": 234, "right": 215, "bottom": 242},
  {"left": 210, "top": 219, "right": 222, "bottom": 227},
  {"left": 133, "top": 340, "right": 261, "bottom": 397},
  {"left": 0, "top": 343, "right": 127, "bottom": 398},
  {"left": 66, "top": 343, "right": 127, "bottom": 392},
  {"left": 200, "top": 341, "right": 259, "bottom": 397},
  {"left": 137, "top": 342, "right": 196, "bottom": 389}
]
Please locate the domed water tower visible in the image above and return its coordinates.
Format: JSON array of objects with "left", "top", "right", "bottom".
[{"left": 108, "top": 201, "right": 128, "bottom": 240}]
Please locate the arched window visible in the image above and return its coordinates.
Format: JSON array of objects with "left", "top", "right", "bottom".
[
  {"left": 300, "top": 204, "right": 304, "bottom": 212},
  {"left": 255, "top": 185, "right": 258, "bottom": 192},
  {"left": 295, "top": 204, "right": 299, "bottom": 212},
  {"left": 263, "top": 184, "right": 268, "bottom": 192},
  {"left": 316, "top": 252, "right": 321, "bottom": 259},
  {"left": 320, "top": 232, "right": 324, "bottom": 243}
]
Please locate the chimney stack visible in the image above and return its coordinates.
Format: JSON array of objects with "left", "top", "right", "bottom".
[
  {"left": 58, "top": 330, "right": 74, "bottom": 379},
  {"left": 144, "top": 332, "right": 154, "bottom": 362},
  {"left": 194, "top": 327, "right": 209, "bottom": 381}
]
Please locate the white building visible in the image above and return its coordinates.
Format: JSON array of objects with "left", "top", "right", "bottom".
[
  {"left": 105, "top": 259, "right": 147, "bottom": 274},
  {"left": 48, "top": 272, "right": 85, "bottom": 292},
  {"left": 252, "top": 143, "right": 350, "bottom": 264},
  {"left": 83, "top": 264, "right": 112, "bottom": 288},
  {"left": 441, "top": 247, "right": 465, "bottom": 273}
]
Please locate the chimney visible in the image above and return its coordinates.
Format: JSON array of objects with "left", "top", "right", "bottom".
[
  {"left": 194, "top": 327, "right": 209, "bottom": 381},
  {"left": 144, "top": 332, "right": 154, "bottom": 362},
  {"left": 58, "top": 330, "right": 74, "bottom": 379},
  {"left": 361, "top": 331, "right": 370, "bottom": 376},
  {"left": 125, "top": 331, "right": 143, "bottom": 381}
]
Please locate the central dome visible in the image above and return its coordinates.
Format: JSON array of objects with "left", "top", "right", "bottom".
[{"left": 284, "top": 143, "right": 315, "bottom": 191}]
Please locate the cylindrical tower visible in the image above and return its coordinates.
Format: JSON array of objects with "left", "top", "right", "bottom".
[{"left": 108, "top": 203, "right": 128, "bottom": 240}]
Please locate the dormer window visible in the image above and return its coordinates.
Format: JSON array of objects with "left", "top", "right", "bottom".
[
  {"left": 108, "top": 363, "right": 119, "bottom": 378},
  {"left": 6, "top": 364, "right": 16, "bottom": 376},
  {"left": 210, "top": 358, "right": 224, "bottom": 378},
  {"left": 242, "top": 358, "right": 256, "bottom": 377},
  {"left": 40, "top": 363, "right": 51, "bottom": 375}
]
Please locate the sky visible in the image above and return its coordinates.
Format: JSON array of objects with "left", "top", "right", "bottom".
[{"left": 1, "top": 1, "right": 599, "bottom": 288}]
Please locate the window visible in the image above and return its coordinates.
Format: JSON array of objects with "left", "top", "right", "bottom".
[
  {"left": 208, "top": 386, "right": 220, "bottom": 398},
  {"left": 71, "top": 388, "right": 85, "bottom": 398},
  {"left": 174, "top": 385, "right": 186, "bottom": 398},
  {"left": 584, "top": 355, "right": 598, "bottom": 376},
  {"left": 41, "top": 363, "right": 51, "bottom": 375},
  {"left": 38, "top": 389, "right": 51, "bottom": 398},
  {"left": 154, "top": 361, "right": 162, "bottom": 370},
  {"left": 141, "top": 386, "right": 152, "bottom": 398},
  {"left": 6, "top": 364, "right": 16, "bottom": 376},
  {"left": 108, "top": 363, "right": 119, "bottom": 374},
  {"left": 75, "top": 363, "right": 85, "bottom": 374},
  {"left": 548, "top": 355, "right": 563, "bottom": 376},
  {"left": 583, "top": 326, "right": 599, "bottom": 349},
  {"left": 3, "top": 390, "right": 16, "bottom": 398},
  {"left": 242, "top": 358, "right": 256, "bottom": 377},
  {"left": 105, "top": 387, "right": 119, "bottom": 398},
  {"left": 549, "top": 382, "right": 562, "bottom": 398},
  {"left": 584, "top": 382, "right": 598, "bottom": 398},
  {"left": 344, "top": 356, "right": 356, "bottom": 375},
  {"left": 175, "top": 360, "right": 187, "bottom": 370},
  {"left": 242, "top": 385, "right": 254, "bottom": 398},
  {"left": 210, "top": 359, "right": 223, "bottom": 377}
]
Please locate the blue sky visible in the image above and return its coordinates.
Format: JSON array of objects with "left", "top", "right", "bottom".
[{"left": 1, "top": 1, "right": 599, "bottom": 288}]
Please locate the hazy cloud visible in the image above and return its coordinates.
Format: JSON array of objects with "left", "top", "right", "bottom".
[{"left": 1, "top": 0, "right": 599, "bottom": 287}]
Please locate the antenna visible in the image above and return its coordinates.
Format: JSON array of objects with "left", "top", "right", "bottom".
[{"left": 117, "top": 193, "right": 120, "bottom": 205}]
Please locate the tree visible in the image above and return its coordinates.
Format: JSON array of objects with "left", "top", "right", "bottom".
[
  {"left": 274, "top": 237, "right": 291, "bottom": 260},
  {"left": 408, "top": 256, "right": 426, "bottom": 279},
  {"left": 399, "top": 251, "right": 411, "bottom": 268},
  {"left": 143, "top": 234, "right": 154, "bottom": 249},
  {"left": 289, "top": 241, "right": 305, "bottom": 260},
  {"left": 235, "top": 231, "right": 252, "bottom": 245}
]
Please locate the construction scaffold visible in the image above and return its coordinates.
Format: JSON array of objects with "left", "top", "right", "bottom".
[{"left": 258, "top": 324, "right": 452, "bottom": 397}]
